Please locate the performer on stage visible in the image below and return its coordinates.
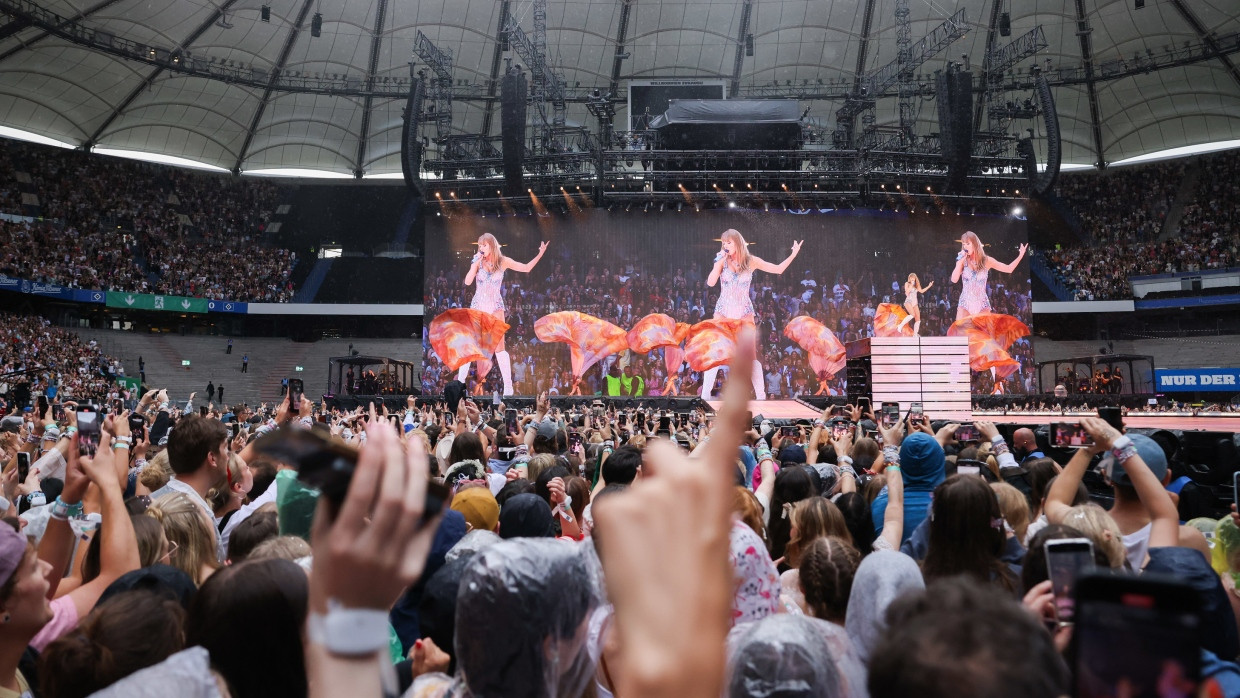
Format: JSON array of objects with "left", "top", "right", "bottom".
[
  {"left": 457, "top": 233, "right": 548, "bottom": 395},
  {"left": 896, "top": 273, "right": 933, "bottom": 336},
  {"left": 701, "top": 229, "right": 802, "bottom": 399},
  {"left": 950, "top": 231, "right": 1027, "bottom": 320}
]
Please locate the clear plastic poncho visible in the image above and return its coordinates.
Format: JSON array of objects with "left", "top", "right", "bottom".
[
  {"left": 725, "top": 614, "right": 870, "bottom": 698},
  {"left": 1212, "top": 514, "right": 1240, "bottom": 583},
  {"left": 412, "top": 538, "right": 600, "bottom": 698}
]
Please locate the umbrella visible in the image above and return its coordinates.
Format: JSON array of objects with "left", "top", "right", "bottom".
[
  {"left": 534, "top": 311, "right": 629, "bottom": 377},
  {"left": 684, "top": 318, "right": 755, "bottom": 372},
  {"left": 873, "top": 303, "right": 914, "bottom": 338},
  {"left": 783, "top": 316, "right": 847, "bottom": 378},
  {"left": 428, "top": 309, "right": 510, "bottom": 371}
]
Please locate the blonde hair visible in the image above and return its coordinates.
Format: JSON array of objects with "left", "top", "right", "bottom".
[
  {"left": 148, "top": 493, "right": 219, "bottom": 586},
  {"left": 907, "top": 273, "right": 920, "bottom": 286},
  {"left": 961, "top": 230, "right": 989, "bottom": 272},
  {"left": 785, "top": 498, "right": 853, "bottom": 567},
  {"left": 525, "top": 453, "right": 557, "bottom": 483},
  {"left": 139, "top": 450, "right": 173, "bottom": 491},
  {"left": 1062, "top": 504, "right": 1126, "bottom": 569},
  {"left": 477, "top": 233, "right": 505, "bottom": 273},
  {"left": 207, "top": 454, "right": 247, "bottom": 515},
  {"left": 721, "top": 229, "right": 753, "bottom": 272},
  {"left": 990, "top": 482, "right": 1031, "bottom": 543},
  {"left": 249, "top": 535, "right": 312, "bottom": 562}
]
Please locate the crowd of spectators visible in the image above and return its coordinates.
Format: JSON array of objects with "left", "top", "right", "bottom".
[
  {"left": 0, "top": 312, "right": 126, "bottom": 411},
  {"left": 0, "top": 350, "right": 1235, "bottom": 698},
  {"left": 1040, "top": 149, "right": 1240, "bottom": 300},
  {"left": 422, "top": 255, "right": 1035, "bottom": 397},
  {"left": 0, "top": 138, "right": 297, "bottom": 302}
]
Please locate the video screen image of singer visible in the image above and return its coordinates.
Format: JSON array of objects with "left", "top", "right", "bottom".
[{"left": 422, "top": 208, "right": 1032, "bottom": 399}]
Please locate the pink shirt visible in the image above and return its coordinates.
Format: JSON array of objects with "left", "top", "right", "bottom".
[{"left": 31, "top": 595, "right": 79, "bottom": 651}]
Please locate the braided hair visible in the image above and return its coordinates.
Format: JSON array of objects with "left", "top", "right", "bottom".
[{"left": 797, "top": 536, "right": 861, "bottom": 623}]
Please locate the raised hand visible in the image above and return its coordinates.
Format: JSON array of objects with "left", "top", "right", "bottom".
[{"left": 790, "top": 240, "right": 803, "bottom": 255}]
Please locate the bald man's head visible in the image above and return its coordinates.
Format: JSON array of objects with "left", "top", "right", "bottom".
[{"left": 1013, "top": 428, "right": 1037, "bottom": 452}]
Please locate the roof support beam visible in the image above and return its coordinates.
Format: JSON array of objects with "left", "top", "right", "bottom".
[
  {"left": 234, "top": 0, "right": 316, "bottom": 173},
  {"left": 729, "top": 0, "right": 753, "bottom": 96},
  {"left": 0, "top": 17, "right": 32, "bottom": 42},
  {"left": 85, "top": 0, "right": 241, "bottom": 149},
  {"left": 1072, "top": 0, "right": 1105, "bottom": 168},
  {"left": 1169, "top": 0, "right": 1240, "bottom": 91},
  {"left": 609, "top": 0, "right": 634, "bottom": 95},
  {"left": 479, "top": 0, "right": 511, "bottom": 137},
  {"left": 853, "top": 0, "right": 877, "bottom": 88},
  {"left": 354, "top": 0, "right": 388, "bottom": 177},
  {"left": 974, "top": 0, "right": 1003, "bottom": 133},
  {"left": 0, "top": 0, "right": 126, "bottom": 62}
]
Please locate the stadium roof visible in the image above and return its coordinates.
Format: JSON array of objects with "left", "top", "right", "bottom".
[{"left": 0, "top": 0, "right": 1237, "bottom": 176}]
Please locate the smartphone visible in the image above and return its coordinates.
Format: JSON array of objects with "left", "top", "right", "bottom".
[
  {"left": 77, "top": 406, "right": 100, "bottom": 457},
  {"left": 1051, "top": 423, "right": 1094, "bottom": 448},
  {"left": 954, "top": 423, "right": 980, "bottom": 442},
  {"left": 831, "top": 419, "right": 852, "bottom": 440},
  {"left": 128, "top": 413, "right": 146, "bottom": 440},
  {"left": 505, "top": 408, "right": 519, "bottom": 434},
  {"left": 830, "top": 404, "right": 849, "bottom": 418},
  {"left": 780, "top": 425, "right": 797, "bottom": 438},
  {"left": 908, "top": 402, "right": 923, "bottom": 425},
  {"left": 1098, "top": 406, "right": 1123, "bottom": 432},
  {"left": 618, "top": 413, "right": 627, "bottom": 428},
  {"left": 16, "top": 452, "right": 30, "bottom": 485},
  {"left": 1045, "top": 538, "right": 1095, "bottom": 623},
  {"left": 856, "top": 397, "right": 870, "bottom": 415},
  {"left": 254, "top": 426, "right": 449, "bottom": 514},
  {"left": 568, "top": 430, "right": 584, "bottom": 451},
  {"left": 1072, "top": 574, "right": 1201, "bottom": 697},
  {"left": 881, "top": 402, "right": 900, "bottom": 428},
  {"left": 112, "top": 398, "right": 124, "bottom": 414},
  {"left": 288, "top": 378, "right": 304, "bottom": 408},
  {"left": 229, "top": 422, "right": 240, "bottom": 438},
  {"left": 37, "top": 395, "right": 49, "bottom": 417},
  {"left": 658, "top": 413, "right": 671, "bottom": 434}
]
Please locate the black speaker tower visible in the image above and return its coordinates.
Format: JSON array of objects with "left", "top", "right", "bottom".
[
  {"left": 400, "top": 76, "right": 425, "bottom": 195},
  {"left": 500, "top": 69, "right": 528, "bottom": 196},
  {"left": 935, "top": 65, "right": 973, "bottom": 194}
]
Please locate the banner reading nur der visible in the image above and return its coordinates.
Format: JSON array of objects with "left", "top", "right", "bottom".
[{"left": 1155, "top": 369, "right": 1240, "bottom": 392}]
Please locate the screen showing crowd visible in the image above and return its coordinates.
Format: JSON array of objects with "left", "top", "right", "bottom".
[{"left": 422, "top": 208, "right": 1033, "bottom": 398}]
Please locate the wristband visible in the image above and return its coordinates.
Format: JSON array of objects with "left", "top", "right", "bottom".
[
  {"left": 989, "top": 437, "right": 1011, "bottom": 458},
  {"left": 886, "top": 465, "right": 901, "bottom": 472},
  {"left": 50, "top": 496, "right": 83, "bottom": 520},
  {"left": 112, "top": 443, "right": 130, "bottom": 450},
  {"left": 25, "top": 433, "right": 38, "bottom": 445},
  {"left": 838, "top": 455, "right": 854, "bottom": 467},
  {"left": 113, "top": 436, "right": 133, "bottom": 444},
  {"left": 307, "top": 602, "right": 391, "bottom": 657},
  {"left": 64, "top": 426, "right": 77, "bottom": 436},
  {"left": 839, "top": 464, "right": 858, "bottom": 479},
  {"left": 882, "top": 445, "right": 901, "bottom": 466},
  {"left": 813, "top": 419, "right": 826, "bottom": 429},
  {"left": 1110, "top": 435, "right": 1137, "bottom": 463}
]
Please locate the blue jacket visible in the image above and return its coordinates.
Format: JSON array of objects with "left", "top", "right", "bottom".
[{"left": 873, "top": 433, "right": 945, "bottom": 544}]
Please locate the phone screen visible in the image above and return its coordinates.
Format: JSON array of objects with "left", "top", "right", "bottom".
[
  {"left": 830, "top": 405, "right": 848, "bottom": 418},
  {"left": 16, "top": 452, "right": 30, "bottom": 485},
  {"left": 129, "top": 414, "right": 146, "bottom": 439},
  {"left": 288, "top": 378, "right": 304, "bottom": 408},
  {"left": 831, "top": 420, "right": 851, "bottom": 440},
  {"left": 505, "top": 408, "right": 519, "bottom": 435},
  {"left": 37, "top": 395, "right": 49, "bottom": 416},
  {"left": 1098, "top": 406, "right": 1123, "bottom": 432},
  {"left": 881, "top": 403, "right": 900, "bottom": 428},
  {"left": 569, "top": 430, "right": 583, "bottom": 451},
  {"left": 1073, "top": 576, "right": 1201, "bottom": 697},
  {"left": 77, "top": 408, "right": 100, "bottom": 457},
  {"left": 856, "top": 397, "right": 870, "bottom": 414},
  {"left": 955, "top": 424, "right": 979, "bottom": 441},
  {"left": 658, "top": 414, "right": 671, "bottom": 433},
  {"left": 1052, "top": 423, "right": 1094, "bottom": 448},
  {"left": 780, "top": 425, "right": 797, "bottom": 437},
  {"left": 1046, "top": 539, "right": 1095, "bottom": 623}
]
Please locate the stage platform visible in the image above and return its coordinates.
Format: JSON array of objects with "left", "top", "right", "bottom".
[
  {"left": 979, "top": 412, "right": 1240, "bottom": 432},
  {"left": 705, "top": 400, "right": 822, "bottom": 420}
]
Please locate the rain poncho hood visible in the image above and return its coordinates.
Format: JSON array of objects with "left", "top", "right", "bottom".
[
  {"left": 450, "top": 539, "right": 600, "bottom": 698},
  {"left": 726, "top": 614, "right": 869, "bottom": 698},
  {"left": 844, "top": 550, "right": 925, "bottom": 665},
  {"left": 872, "top": 433, "right": 945, "bottom": 543},
  {"left": 87, "top": 647, "right": 225, "bottom": 698}
]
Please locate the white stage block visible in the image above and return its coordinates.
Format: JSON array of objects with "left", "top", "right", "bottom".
[{"left": 867, "top": 337, "right": 971, "bottom": 420}]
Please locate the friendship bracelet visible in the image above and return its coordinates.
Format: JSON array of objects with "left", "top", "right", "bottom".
[
  {"left": 50, "top": 496, "right": 83, "bottom": 520},
  {"left": 882, "top": 445, "right": 901, "bottom": 466},
  {"left": 989, "top": 436, "right": 1011, "bottom": 457},
  {"left": 1110, "top": 435, "right": 1138, "bottom": 463}
]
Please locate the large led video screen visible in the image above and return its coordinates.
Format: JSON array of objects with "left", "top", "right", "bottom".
[{"left": 422, "top": 207, "right": 1033, "bottom": 398}]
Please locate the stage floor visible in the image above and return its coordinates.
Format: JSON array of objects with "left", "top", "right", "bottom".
[
  {"left": 702, "top": 401, "right": 1240, "bottom": 432},
  {"left": 980, "top": 413, "right": 1240, "bottom": 432}
]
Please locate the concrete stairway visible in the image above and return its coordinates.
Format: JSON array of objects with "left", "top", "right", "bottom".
[{"left": 1158, "top": 158, "right": 1203, "bottom": 243}]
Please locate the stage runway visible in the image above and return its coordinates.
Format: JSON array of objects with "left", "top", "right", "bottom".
[
  {"left": 979, "top": 413, "right": 1240, "bottom": 432},
  {"left": 703, "top": 401, "right": 1240, "bottom": 432}
]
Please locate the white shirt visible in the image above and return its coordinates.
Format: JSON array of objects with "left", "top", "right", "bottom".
[
  {"left": 151, "top": 477, "right": 215, "bottom": 528},
  {"left": 1122, "top": 522, "right": 1152, "bottom": 571},
  {"left": 216, "top": 480, "right": 279, "bottom": 562}
]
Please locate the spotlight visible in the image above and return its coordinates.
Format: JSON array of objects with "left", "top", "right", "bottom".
[
  {"left": 677, "top": 203, "right": 683, "bottom": 212},
  {"left": 1012, "top": 206, "right": 1024, "bottom": 216},
  {"left": 261, "top": 4, "right": 270, "bottom": 21},
  {"left": 311, "top": 11, "right": 322, "bottom": 37}
]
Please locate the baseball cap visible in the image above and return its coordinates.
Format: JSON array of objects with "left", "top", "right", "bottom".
[
  {"left": 450, "top": 487, "right": 500, "bottom": 533},
  {"left": 0, "top": 416, "right": 23, "bottom": 434},
  {"left": 1103, "top": 433, "right": 1168, "bottom": 486}
]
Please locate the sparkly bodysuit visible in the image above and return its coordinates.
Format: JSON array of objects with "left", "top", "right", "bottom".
[
  {"left": 957, "top": 263, "right": 991, "bottom": 319},
  {"left": 903, "top": 282, "right": 919, "bottom": 314},
  {"left": 714, "top": 265, "right": 756, "bottom": 319},
  {"left": 470, "top": 264, "right": 505, "bottom": 314}
]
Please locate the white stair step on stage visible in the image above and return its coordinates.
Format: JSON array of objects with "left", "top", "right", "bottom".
[{"left": 864, "top": 336, "right": 972, "bottom": 420}]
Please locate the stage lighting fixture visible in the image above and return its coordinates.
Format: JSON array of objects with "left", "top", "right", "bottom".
[
  {"left": 745, "top": 33, "right": 754, "bottom": 57},
  {"left": 261, "top": 4, "right": 270, "bottom": 21},
  {"left": 1012, "top": 206, "right": 1024, "bottom": 216},
  {"left": 728, "top": 201, "right": 737, "bottom": 208},
  {"left": 1135, "top": 0, "right": 1144, "bottom": 7},
  {"left": 311, "top": 11, "right": 322, "bottom": 37},
  {"left": 677, "top": 203, "right": 683, "bottom": 212}
]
